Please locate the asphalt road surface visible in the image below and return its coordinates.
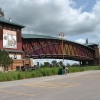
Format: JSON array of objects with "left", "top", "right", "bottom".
[{"left": 0, "top": 70, "right": 100, "bottom": 100}]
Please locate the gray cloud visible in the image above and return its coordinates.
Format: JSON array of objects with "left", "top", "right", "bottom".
[{"left": 0, "top": 0, "right": 100, "bottom": 37}]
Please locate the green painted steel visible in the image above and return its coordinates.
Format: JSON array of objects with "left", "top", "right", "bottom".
[
  {"left": 22, "top": 34, "right": 58, "bottom": 39},
  {"left": 0, "top": 17, "right": 25, "bottom": 28}
]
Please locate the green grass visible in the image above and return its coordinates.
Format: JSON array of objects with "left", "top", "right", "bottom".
[
  {"left": 68, "top": 66, "right": 100, "bottom": 73},
  {"left": 0, "top": 66, "right": 100, "bottom": 82}
]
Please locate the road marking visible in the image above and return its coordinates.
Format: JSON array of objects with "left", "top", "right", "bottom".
[
  {"left": 23, "top": 82, "right": 80, "bottom": 89},
  {"left": 64, "top": 83, "right": 80, "bottom": 88},
  {"left": 0, "top": 90, "right": 35, "bottom": 96}
]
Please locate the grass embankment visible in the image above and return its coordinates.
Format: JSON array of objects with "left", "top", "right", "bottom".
[
  {"left": 68, "top": 66, "right": 100, "bottom": 73},
  {"left": 0, "top": 67, "right": 59, "bottom": 82},
  {"left": 0, "top": 66, "right": 100, "bottom": 82}
]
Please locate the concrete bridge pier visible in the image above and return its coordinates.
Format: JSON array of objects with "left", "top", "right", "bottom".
[
  {"left": 88, "top": 60, "right": 99, "bottom": 66},
  {"left": 88, "top": 61, "right": 95, "bottom": 66},
  {"left": 79, "top": 61, "right": 87, "bottom": 66},
  {"left": 79, "top": 61, "right": 81, "bottom": 66},
  {"left": 82, "top": 61, "right": 87, "bottom": 66},
  {"left": 80, "top": 60, "right": 99, "bottom": 66}
]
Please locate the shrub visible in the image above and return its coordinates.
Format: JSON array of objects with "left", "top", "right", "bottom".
[{"left": 0, "top": 66, "right": 100, "bottom": 82}]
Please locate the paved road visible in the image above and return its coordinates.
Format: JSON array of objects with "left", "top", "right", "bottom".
[{"left": 0, "top": 70, "right": 100, "bottom": 100}]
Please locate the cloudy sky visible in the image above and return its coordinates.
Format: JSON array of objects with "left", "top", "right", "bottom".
[{"left": 0, "top": 0, "right": 100, "bottom": 64}]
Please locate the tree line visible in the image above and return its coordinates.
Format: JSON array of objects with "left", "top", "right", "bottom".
[{"left": 36, "top": 60, "right": 80, "bottom": 68}]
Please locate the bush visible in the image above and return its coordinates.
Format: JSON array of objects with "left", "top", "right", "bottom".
[
  {"left": 69, "top": 67, "right": 84, "bottom": 73},
  {"left": 0, "top": 66, "right": 100, "bottom": 82}
]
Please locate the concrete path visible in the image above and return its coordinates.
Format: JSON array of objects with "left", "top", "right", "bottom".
[{"left": 0, "top": 70, "right": 100, "bottom": 100}]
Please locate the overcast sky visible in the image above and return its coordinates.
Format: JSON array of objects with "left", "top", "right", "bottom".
[
  {"left": 0, "top": 0, "right": 100, "bottom": 64},
  {"left": 1, "top": 0, "right": 100, "bottom": 44}
]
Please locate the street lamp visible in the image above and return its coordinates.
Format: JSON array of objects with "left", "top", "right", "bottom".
[{"left": 59, "top": 32, "right": 65, "bottom": 62}]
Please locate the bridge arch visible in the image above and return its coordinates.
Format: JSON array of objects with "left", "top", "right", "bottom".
[{"left": 22, "top": 34, "right": 99, "bottom": 66}]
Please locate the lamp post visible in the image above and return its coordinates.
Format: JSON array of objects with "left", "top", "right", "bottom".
[{"left": 59, "top": 32, "right": 65, "bottom": 62}]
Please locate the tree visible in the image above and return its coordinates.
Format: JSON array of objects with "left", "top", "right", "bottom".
[
  {"left": 36, "top": 62, "right": 40, "bottom": 67},
  {"left": 40, "top": 63, "right": 45, "bottom": 68},
  {"left": 0, "top": 49, "right": 13, "bottom": 72},
  {"left": 72, "top": 63, "right": 79, "bottom": 67},
  {"left": 66, "top": 63, "right": 70, "bottom": 67},
  {"left": 58, "top": 61, "right": 63, "bottom": 67},
  {"left": 51, "top": 60, "right": 58, "bottom": 67},
  {"left": 44, "top": 62, "right": 50, "bottom": 67}
]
